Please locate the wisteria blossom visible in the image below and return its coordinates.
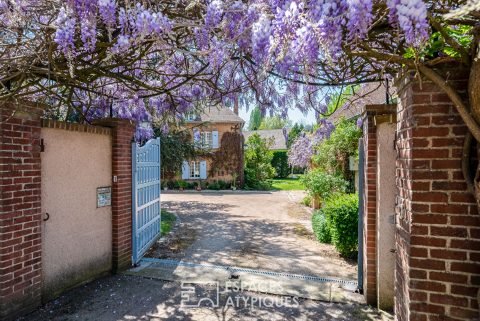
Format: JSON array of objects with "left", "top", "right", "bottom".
[
  {"left": 0, "top": 0, "right": 477, "bottom": 142},
  {"left": 288, "top": 134, "right": 314, "bottom": 168}
]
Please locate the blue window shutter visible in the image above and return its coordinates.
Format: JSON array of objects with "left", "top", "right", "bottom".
[
  {"left": 182, "top": 161, "right": 190, "bottom": 179},
  {"left": 200, "top": 161, "right": 207, "bottom": 179},
  {"left": 193, "top": 129, "right": 200, "bottom": 144},
  {"left": 212, "top": 131, "right": 219, "bottom": 149}
]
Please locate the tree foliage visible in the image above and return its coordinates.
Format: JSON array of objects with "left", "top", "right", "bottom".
[
  {"left": 258, "top": 116, "right": 291, "bottom": 130},
  {"left": 248, "top": 107, "right": 263, "bottom": 131},
  {"left": 156, "top": 129, "right": 196, "bottom": 179},
  {"left": 287, "top": 123, "right": 305, "bottom": 149},
  {"left": 312, "top": 118, "right": 362, "bottom": 181},
  {"left": 244, "top": 133, "right": 276, "bottom": 189},
  {"left": 271, "top": 151, "right": 290, "bottom": 178}
]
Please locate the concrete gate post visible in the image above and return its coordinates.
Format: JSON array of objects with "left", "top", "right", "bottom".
[{"left": 360, "top": 104, "right": 397, "bottom": 307}]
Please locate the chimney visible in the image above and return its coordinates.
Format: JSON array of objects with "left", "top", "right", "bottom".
[{"left": 233, "top": 96, "right": 239, "bottom": 115}]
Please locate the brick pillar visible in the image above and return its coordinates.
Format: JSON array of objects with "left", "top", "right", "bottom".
[
  {"left": 360, "top": 104, "right": 397, "bottom": 305},
  {"left": 94, "top": 119, "right": 135, "bottom": 272},
  {"left": 0, "top": 102, "right": 43, "bottom": 320},
  {"left": 395, "top": 68, "right": 480, "bottom": 321}
]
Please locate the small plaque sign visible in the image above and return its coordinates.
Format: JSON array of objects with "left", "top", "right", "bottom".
[{"left": 97, "top": 187, "right": 112, "bottom": 207}]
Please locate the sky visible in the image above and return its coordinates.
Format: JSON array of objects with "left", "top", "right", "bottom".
[{"left": 238, "top": 106, "right": 316, "bottom": 128}]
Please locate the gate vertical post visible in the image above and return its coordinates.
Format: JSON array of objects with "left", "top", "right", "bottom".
[
  {"left": 358, "top": 138, "right": 365, "bottom": 293},
  {"left": 93, "top": 119, "right": 135, "bottom": 272},
  {"left": 131, "top": 142, "right": 138, "bottom": 265}
]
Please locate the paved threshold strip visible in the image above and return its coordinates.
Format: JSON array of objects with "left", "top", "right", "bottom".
[
  {"left": 140, "top": 257, "right": 358, "bottom": 287},
  {"left": 126, "top": 257, "right": 363, "bottom": 303}
]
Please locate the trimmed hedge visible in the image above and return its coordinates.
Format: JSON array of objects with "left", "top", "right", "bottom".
[
  {"left": 271, "top": 151, "right": 290, "bottom": 178},
  {"left": 323, "top": 193, "right": 358, "bottom": 257},
  {"left": 312, "top": 193, "right": 358, "bottom": 258}
]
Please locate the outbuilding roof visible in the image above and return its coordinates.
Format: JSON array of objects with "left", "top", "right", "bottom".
[
  {"left": 327, "top": 82, "right": 393, "bottom": 123},
  {"left": 243, "top": 129, "right": 288, "bottom": 150}
]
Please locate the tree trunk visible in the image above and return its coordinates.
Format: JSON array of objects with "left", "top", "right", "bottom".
[{"left": 469, "top": 58, "right": 480, "bottom": 206}]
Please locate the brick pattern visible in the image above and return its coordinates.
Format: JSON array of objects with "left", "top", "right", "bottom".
[
  {"left": 94, "top": 119, "right": 135, "bottom": 272},
  {"left": 361, "top": 104, "right": 397, "bottom": 305},
  {"left": 42, "top": 119, "right": 111, "bottom": 135},
  {"left": 0, "top": 102, "right": 43, "bottom": 320},
  {"left": 395, "top": 69, "right": 480, "bottom": 321}
]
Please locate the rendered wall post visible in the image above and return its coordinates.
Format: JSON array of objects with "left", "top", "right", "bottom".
[
  {"left": 375, "top": 120, "right": 397, "bottom": 311},
  {"left": 360, "top": 104, "right": 397, "bottom": 306}
]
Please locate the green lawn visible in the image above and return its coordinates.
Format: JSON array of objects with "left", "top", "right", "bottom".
[
  {"left": 270, "top": 175, "right": 305, "bottom": 191},
  {"left": 161, "top": 209, "right": 176, "bottom": 236}
]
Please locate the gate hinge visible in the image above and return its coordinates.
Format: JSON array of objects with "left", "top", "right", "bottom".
[{"left": 40, "top": 139, "right": 45, "bottom": 152}]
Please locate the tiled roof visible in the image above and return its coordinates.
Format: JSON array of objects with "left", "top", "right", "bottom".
[
  {"left": 327, "top": 82, "right": 394, "bottom": 123},
  {"left": 243, "top": 129, "right": 288, "bottom": 150},
  {"left": 187, "top": 106, "right": 245, "bottom": 124}
]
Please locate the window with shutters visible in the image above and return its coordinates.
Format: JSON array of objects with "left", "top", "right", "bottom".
[
  {"left": 200, "top": 131, "right": 212, "bottom": 148},
  {"left": 190, "top": 161, "right": 200, "bottom": 178}
]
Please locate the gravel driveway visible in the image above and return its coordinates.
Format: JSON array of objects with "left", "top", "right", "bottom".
[
  {"left": 21, "top": 191, "right": 394, "bottom": 321},
  {"left": 148, "top": 191, "right": 357, "bottom": 280}
]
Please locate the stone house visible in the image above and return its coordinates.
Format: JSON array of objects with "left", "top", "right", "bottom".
[{"left": 179, "top": 107, "right": 245, "bottom": 185}]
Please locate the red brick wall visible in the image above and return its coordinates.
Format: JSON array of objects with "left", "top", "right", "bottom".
[
  {"left": 94, "top": 119, "right": 135, "bottom": 272},
  {"left": 0, "top": 102, "right": 43, "bottom": 320},
  {"left": 395, "top": 69, "right": 480, "bottom": 321},
  {"left": 361, "top": 104, "right": 397, "bottom": 305}
]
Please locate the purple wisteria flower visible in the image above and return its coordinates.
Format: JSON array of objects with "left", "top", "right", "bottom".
[
  {"left": 288, "top": 134, "right": 313, "bottom": 168},
  {"left": 7, "top": 0, "right": 436, "bottom": 143}
]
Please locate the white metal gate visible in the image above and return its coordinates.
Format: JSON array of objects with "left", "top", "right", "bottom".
[{"left": 132, "top": 137, "right": 161, "bottom": 264}]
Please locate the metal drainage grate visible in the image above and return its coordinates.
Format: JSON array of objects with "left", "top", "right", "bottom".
[{"left": 141, "top": 258, "right": 358, "bottom": 287}]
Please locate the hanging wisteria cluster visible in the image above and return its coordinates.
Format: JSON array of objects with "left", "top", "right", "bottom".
[
  {"left": 287, "top": 118, "right": 335, "bottom": 167},
  {"left": 0, "top": 0, "right": 458, "bottom": 141},
  {"left": 288, "top": 134, "right": 314, "bottom": 168}
]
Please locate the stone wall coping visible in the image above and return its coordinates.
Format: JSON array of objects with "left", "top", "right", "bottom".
[{"left": 41, "top": 119, "right": 112, "bottom": 135}]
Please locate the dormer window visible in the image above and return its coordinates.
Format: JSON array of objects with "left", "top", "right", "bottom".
[{"left": 185, "top": 113, "right": 197, "bottom": 121}]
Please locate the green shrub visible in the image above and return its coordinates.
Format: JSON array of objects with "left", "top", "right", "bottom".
[
  {"left": 322, "top": 193, "right": 358, "bottom": 257},
  {"left": 301, "top": 195, "right": 311, "bottom": 207},
  {"left": 312, "top": 210, "right": 331, "bottom": 243},
  {"left": 218, "top": 180, "right": 227, "bottom": 189},
  {"left": 161, "top": 210, "right": 176, "bottom": 236},
  {"left": 178, "top": 180, "right": 188, "bottom": 189},
  {"left": 244, "top": 133, "right": 276, "bottom": 189},
  {"left": 167, "top": 180, "right": 175, "bottom": 189},
  {"left": 301, "top": 169, "right": 348, "bottom": 200},
  {"left": 208, "top": 181, "right": 220, "bottom": 190},
  {"left": 271, "top": 151, "right": 290, "bottom": 178}
]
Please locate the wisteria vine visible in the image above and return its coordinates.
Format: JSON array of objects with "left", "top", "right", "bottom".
[{"left": 0, "top": 0, "right": 473, "bottom": 141}]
